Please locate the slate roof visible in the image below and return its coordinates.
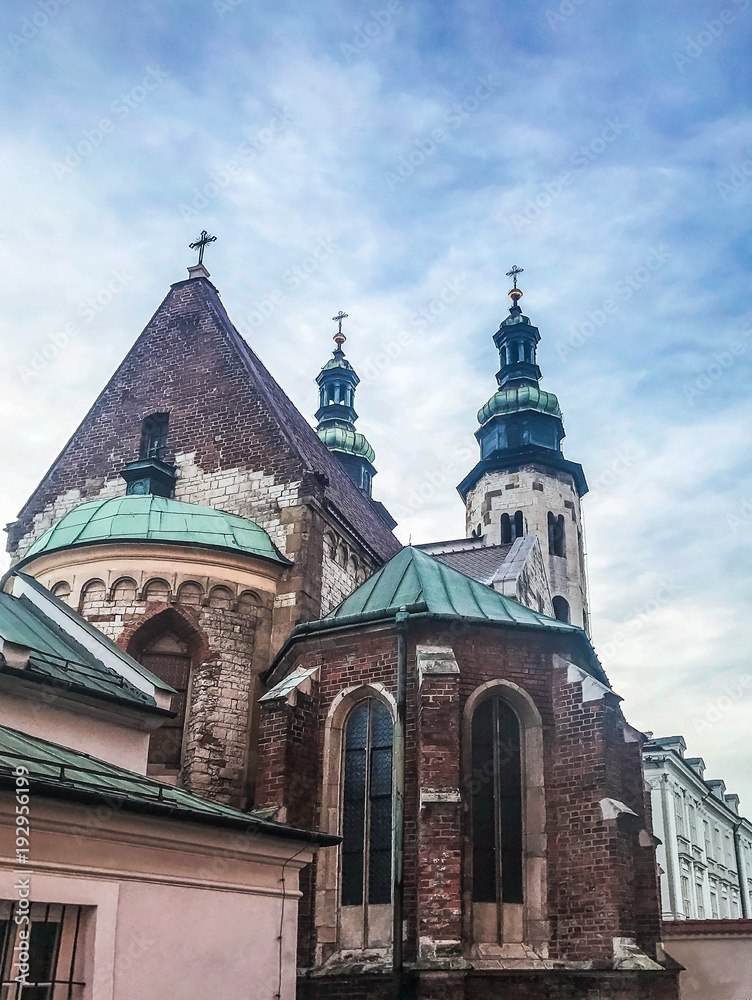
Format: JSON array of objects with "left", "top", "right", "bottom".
[
  {"left": 426, "top": 543, "right": 514, "bottom": 585},
  {"left": 0, "top": 587, "right": 162, "bottom": 711},
  {"left": 320, "top": 546, "right": 578, "bottom": 633},
  {"left": 0, "top": 724, "right": 338, "bottom": 845},
  {"left": 23, "top": 495, "right": 290, "bottom": 566}
]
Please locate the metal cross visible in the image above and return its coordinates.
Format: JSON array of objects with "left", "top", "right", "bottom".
[
  {"left": 506, "top": 265, "right": 524, "bottom": 289},
  {"left": 332, "top": 310, "right": 349, "bottom": 336},
  {"left": 189, "top": 230, "right": 217, "bottom": 266}
]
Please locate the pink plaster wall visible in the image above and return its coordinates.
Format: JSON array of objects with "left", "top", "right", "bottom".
[{"left": 0, "top": 692, "right": 150, "bottom": 773}]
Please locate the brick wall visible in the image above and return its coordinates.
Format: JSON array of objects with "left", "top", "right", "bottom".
[{"left": 257, "top": 618, "right": 676, "bottom": 999}]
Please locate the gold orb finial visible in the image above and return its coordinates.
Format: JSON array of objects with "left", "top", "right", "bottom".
[{"left": 332, "top": 310, "right": 348, "bottom": 348}]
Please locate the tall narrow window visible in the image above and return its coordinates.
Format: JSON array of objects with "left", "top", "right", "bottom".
[
  {"left": 471, "top": 698, "right": 523, "bottom": 904},
  {"left": 513, "top": 510, "right": 524, "bottom": 540},
  {"left": 547, "top": 512, "right": 566, "bottom": 557},
  {"left": 140, "top": 412, "right": 169, "bottom": 461},
  {"left": 501, "top": 513, "right": 512, "bottom": 544},
  {"left": 342, "top": 699, "right": 393, "bottom": 907}
]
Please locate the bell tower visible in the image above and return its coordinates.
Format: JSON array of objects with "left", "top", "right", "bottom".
[
  {"left": 457, "top": 269, "right": 590, "bottom": 631},
  {"left": 315, "top": 311, "right": 377, "bottom": 498}
]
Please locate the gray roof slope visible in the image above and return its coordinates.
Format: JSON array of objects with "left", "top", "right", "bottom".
[{"left": 429, "top": 543, "right": 514, "bottom": 585}]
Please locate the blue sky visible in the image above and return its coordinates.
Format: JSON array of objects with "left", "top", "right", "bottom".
[{"left": 1, "top": 0, "right": 751, "bottom": 804}]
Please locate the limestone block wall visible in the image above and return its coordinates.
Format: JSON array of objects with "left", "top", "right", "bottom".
[{"left": 465, "top": 464, "right": 589, "bottom": 630}]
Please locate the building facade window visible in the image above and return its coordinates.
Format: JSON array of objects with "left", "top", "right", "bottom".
[
  {"left": 0, "top": 901, "right": 86, "bottom": 997},
  {"left": 694, "top": 881, "right": 705, "bottom": 919},
  {"left": 674, "top": 793, "right": 686, "bottom": 837},
  {"left": 470, "top": 697, "right": 523, "bottom": 906},
  {"left": 680, "top": 875, "right": 691, "bottom": 917},
  {"left": 341, "top": 698, "right": 393, "bottom": 908}
]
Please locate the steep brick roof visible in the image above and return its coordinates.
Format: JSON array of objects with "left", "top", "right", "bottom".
[{"left": 9, "top": 276, "right": 401, "bottom": 564}]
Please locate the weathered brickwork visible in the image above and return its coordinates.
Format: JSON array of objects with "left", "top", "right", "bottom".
[
  {"left": 62, "top": 578, "right": 267, "bottom": 805},
  {"left": 257, "top": 619, "right": 679, "bottom": 1000}
]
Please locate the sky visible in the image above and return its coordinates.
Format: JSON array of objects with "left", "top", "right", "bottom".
[{"left": 0, "top": 0, "right": 751, "bottom": 806}]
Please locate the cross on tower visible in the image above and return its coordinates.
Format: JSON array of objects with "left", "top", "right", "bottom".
[
  {"left": 189, "top": 230, "right": 217, "bottom": 266},
  {"left": 506, "top": 264, "right": 524, "bottom": 289},
  {"left": 332, "top": 310, "right": 348, "bottom": 335},
  {"left": 332, "top": 310, "right": 349, "bottom": 347}
]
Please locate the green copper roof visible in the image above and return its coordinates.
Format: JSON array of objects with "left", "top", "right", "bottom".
[
  {"left": 0, "top": 589, "right": 159, "bottom": 709},
  {"left": 23, "top": 496, "right": 289, "bottom": 565},
  {"left": 0, "top": 724, "right": 338, "bottom": 845},
  {"left": 321, "top": 355, "right": 353, "bottom": 371},
  {"left": 317, "top": 425, "right": 376, "bottom": 465},
  {"left": 319, "top": 546, "right": 578, "bottom": 633},
  {"left": 477, "top": 384, "right": 562, "bottom": 426}
]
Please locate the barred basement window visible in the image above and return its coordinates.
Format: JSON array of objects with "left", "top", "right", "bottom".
[
  {"left": 471, "top": 697, "right": 523, "bottom": 905},
  {"left": 139, "top": 412, "right": 169, "bottom": 461},
  {"left": 341, "top": 699, "right": 393, "bottom": 907},
  {"left": 0, "top": 901, "right": 85, "bottom": 998}
]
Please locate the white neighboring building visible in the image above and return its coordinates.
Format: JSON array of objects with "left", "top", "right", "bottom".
[{"left": 643, "top": 736, "right": 752, "bottom": 921}]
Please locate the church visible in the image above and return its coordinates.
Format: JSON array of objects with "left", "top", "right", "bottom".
[{"left": 1, "top": 250, "right": 681, "bottom": 998}]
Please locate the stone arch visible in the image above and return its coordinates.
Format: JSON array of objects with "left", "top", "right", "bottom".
[
  {"left": 346, "top": 555, "right": 358, "bottom": 578},
  {"left": 111, "top": 577, "right": 137, "bottom": 602},
  {"left": 176, "top": 581, "right": 204, "bottom": 606},
  {"left": 315, "top": 683, "right": 398, "bottom": 961},
  {"left": 462, "top": 678, "right": 547, "bottom": 952},
  {"left": 237, "top": 589, "right": 259, "bottom": 615},
  {"left": 143, "top": 578, "right": 171, "bottom": 603},
  {"left": 79, "top": 578, "right": 105, "bottom": 612},
  {"left": 51, "top": 580, "right": 71, "bottom": 604},
  {"left": 323, "top": 531, "right": 337, "bottom": 560},
  {"left": 336, "top": 543, "right": 348, "bottom": 568},
  {"left": 207, "top": 585, "right": 234, "bottom": 609},
  {"left": 125, "top": 608, "right": 209, "bottom": 776}
]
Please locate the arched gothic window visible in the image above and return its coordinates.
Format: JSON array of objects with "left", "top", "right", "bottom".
[
  {"left": 471, "top": 697, "right": 523, "bottom": 906},
  {"left": 140, "top": 631, "right": 191, "bottom": 771},
  {"left": 501, "top": 511, "right": 524, "bottom": 545},
  {"left": 342, "top": 699, "right": 393, "bottom": 908},
  {"left": 552, "top": 596, "right": 570, "bottom": 623}
]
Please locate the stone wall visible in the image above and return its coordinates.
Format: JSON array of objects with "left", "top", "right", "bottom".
[{"left": 465, "top": 465, "right": 588, "bottom": 630}]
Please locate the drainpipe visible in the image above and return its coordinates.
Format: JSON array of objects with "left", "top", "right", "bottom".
[
  {"left": 392, "top": 608, "right": 408, "bottom": 986},
  {"left": 732, "top": 820, "right": 750, "bottom": 918}
]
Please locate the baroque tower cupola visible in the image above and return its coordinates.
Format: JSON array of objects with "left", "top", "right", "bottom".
[
  {"left": 457, "top": 268, "right": 591, "bottom": 632},
  {"left": 315, "top": 311, "right": 377, "bottom": 498}
]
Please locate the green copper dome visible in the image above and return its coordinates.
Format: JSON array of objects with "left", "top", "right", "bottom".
[
  {"left": 316, "top": 426, "right": 375, "bottom": 465},
  {"left": 477, "top": 384, "right": 562, "bottom": 427},
  {"left": 23, "top": 495, "right": 289, "bottom": 565},
  {"left": 321, "top": 354, "right": 353, "bottom": 371}
]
